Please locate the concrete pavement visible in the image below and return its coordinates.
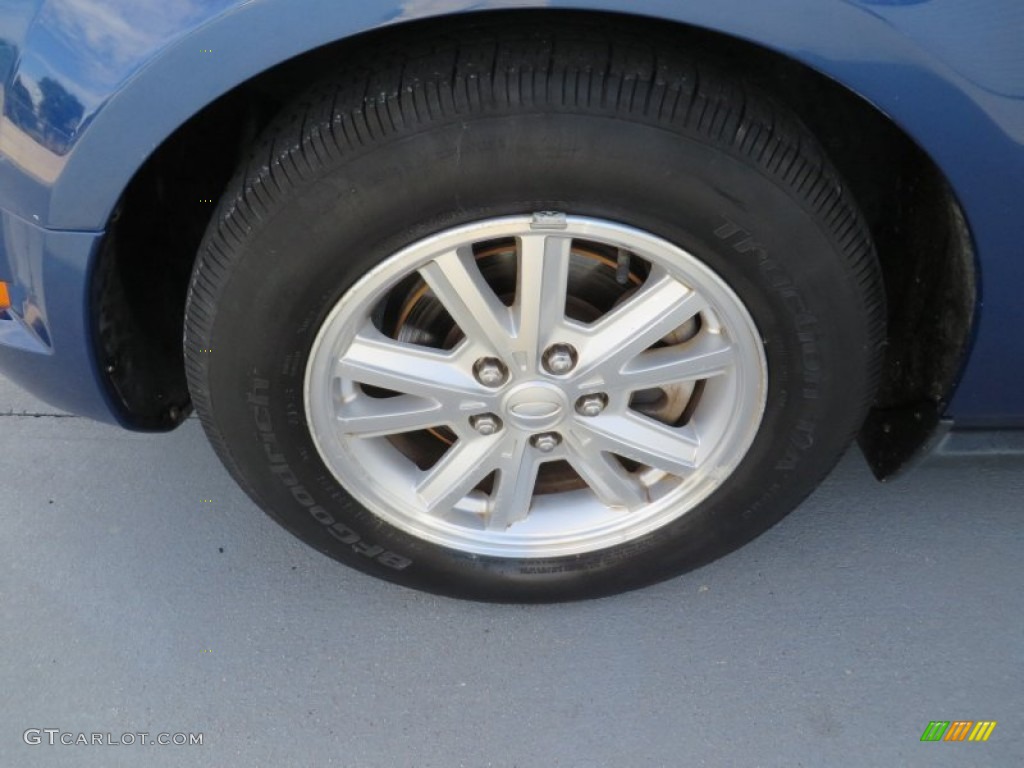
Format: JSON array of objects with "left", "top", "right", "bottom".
[{"left": 1, "top": 375, "right": 1021, "bottom": 767}]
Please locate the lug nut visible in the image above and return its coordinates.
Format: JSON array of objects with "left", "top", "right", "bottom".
[
  {"left": 470, "top": 413, "right": 502, "bottom": 436},
  {"left": 530, "top": 433, "right": 562, "bottom": 454},
  {"left": 542, "top": 343, "right": 578, "bottom": 375},
  {"left": 576, "top": 393, "right": 608, "bottom": 417},
  {"left": 473, "top": 357, "right": 508, "bottom": 387}
]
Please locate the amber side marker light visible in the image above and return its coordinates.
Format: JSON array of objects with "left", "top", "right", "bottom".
[{"left": 0, "top": 281, "right": 10, "bottom": 312}]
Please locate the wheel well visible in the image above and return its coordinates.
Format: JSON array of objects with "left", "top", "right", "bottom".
[{"left": 92, "top": 9, "right": 975, "bottom": 475}]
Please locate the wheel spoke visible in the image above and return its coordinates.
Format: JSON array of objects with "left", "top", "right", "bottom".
[
  {"left": 619, "top": 332, "right": 735, "bottom": 390},
  {"left": 564, "top": 441, "right": 648, "bottom": 511},
  {"left": 419, "top": 246, "right": 513, "bottom": 353},
  {"left": 515, "top": 234, "right": 573, "bottom": 370},
  {"left": 337, "top": 394, "right": 452, "bottom": 438},
  {"left": 579, "top": 270, "right": 705, "bottom": 378},
  {"left": 339, "top": 326, "right": 488, "bottom": 405},
  {"left": 416, "top": 437, "right": 501, "bottom": 515},
  {"left": 486, "top": 437, "right": 540, "bottom": 530},
  {"left": 573, "top": 413, "right": 700, "bottom": 476}
]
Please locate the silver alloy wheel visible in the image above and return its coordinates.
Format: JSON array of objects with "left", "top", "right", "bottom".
[{"left": 305, "top": 214, "right": 767, "bottom": 558}]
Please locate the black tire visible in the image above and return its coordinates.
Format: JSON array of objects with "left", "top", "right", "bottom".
[{"left": 184, "top": 23, "right": 884, "bottom": 602}]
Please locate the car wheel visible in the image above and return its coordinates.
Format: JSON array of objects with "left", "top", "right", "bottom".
[{"left": 184, "top": 26, "right": 884, "bottom": 601}]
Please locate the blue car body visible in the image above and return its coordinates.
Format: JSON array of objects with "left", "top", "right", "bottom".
[{"left": 1, "top": 1, "right": 1022, "bottom": 442}]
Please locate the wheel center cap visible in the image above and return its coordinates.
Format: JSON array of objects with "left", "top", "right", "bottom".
[{"left": 503, "top": 382, "right": 567, "bottom": 431}]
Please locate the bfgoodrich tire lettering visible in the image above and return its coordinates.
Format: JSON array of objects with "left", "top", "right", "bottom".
[
  {"left": 184, "top": 22, "right": 884, "bottom": 601},
  {"left": 248, "top": 376, "right": 412, "bottom": 571}
]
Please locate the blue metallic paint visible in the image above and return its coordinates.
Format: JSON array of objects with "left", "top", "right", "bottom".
[
  {"left": 0, "top": 0, "right": 1022, "bottom": 426},
  {"left": 0, "top": 218, "right": 108, "bottom": 419}
]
